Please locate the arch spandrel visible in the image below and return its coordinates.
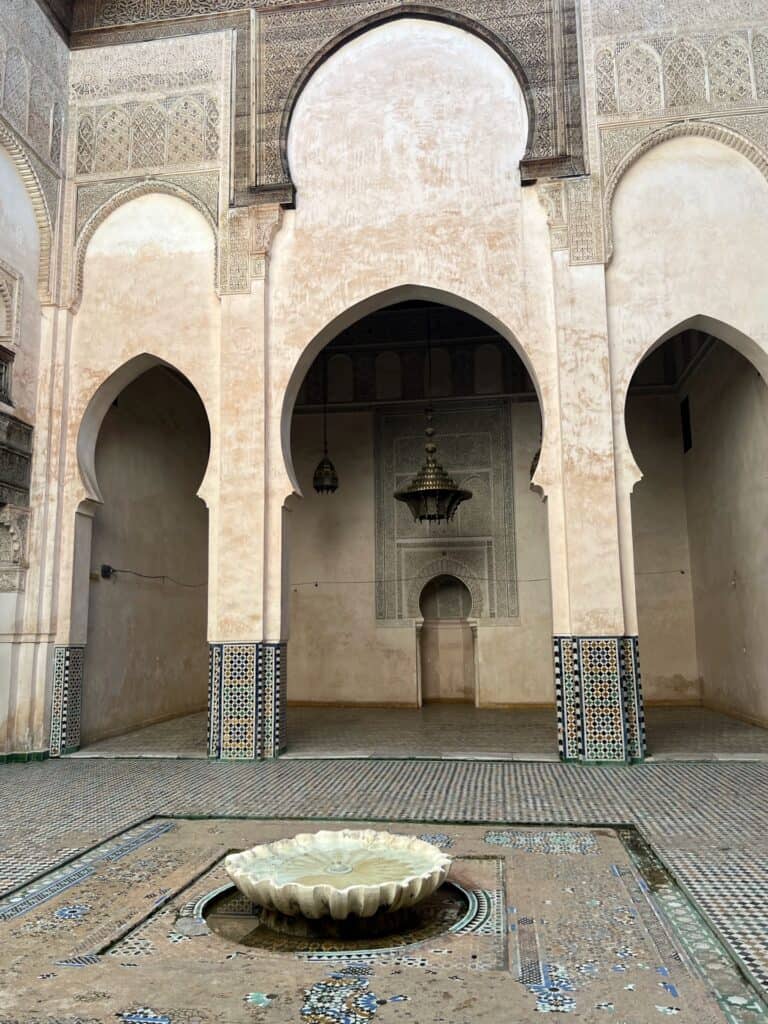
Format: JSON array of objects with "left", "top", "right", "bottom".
[
  {"left": 71, "top": 180, "right": 219, "bottom": 311},
  {"left": 254, "top": 1, "right": 585, "bottom": 203}
]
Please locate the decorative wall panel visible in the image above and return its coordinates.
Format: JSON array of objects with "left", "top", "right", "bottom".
[
  {"left": 553, "top": 635, "right": 645, "bottom": 764},
  {"left": 49, "top": 645, "right": 85, "bottom": 757},
  {"left": 0, "top": 413, "right": 32, "bottom": 507},
  {"left": 374, "top": 401, "right": 518, "bottom": 622},
  {"left": 252, "top": 0, "right": 585, "bottom": 201},
  {"left": 0, "top": 259, "right": 22, "bottom": 348},
  {"left": 208, "top": 642, "right": 286, "bottom": 760},
  {"left": 0, "top": 503, "right": 30, "bottom": 592}
]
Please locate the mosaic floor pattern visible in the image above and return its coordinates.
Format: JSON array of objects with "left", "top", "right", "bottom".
[
  {"left": 68, "top": 705, "right": 768, "bottom": 760},
  {"left": 0, "top": 817, "right": 764, "bottom": 1024},
  {"left": 0, "top": 759, "right": 767, "bottom": 1021}
]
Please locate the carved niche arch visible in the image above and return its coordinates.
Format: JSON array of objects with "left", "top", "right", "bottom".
[
  {"left": 0, "top": 121, "right": 53, "bottom": 301},
  {"left": 407, "top": 557, "right": 484, "bottom": 619},
  {"left": 604, "top": 121, "right": 768, "bottom": 261},
  {"left": 72, "top": 180, "right": 219, "bottom": 309},
  {"left": 255, "top": 1, "right": 585, "bottom": 203}
]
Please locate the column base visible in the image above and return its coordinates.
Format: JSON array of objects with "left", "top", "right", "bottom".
[
  {"left": 208, "top": 642, "right": 287, "bottom": 760},
  {"left": 554, "top": 635, "right": 646, "bottom": 764},
  {"left": 49, "top": 645, "right": 85, "bottom": 757}
]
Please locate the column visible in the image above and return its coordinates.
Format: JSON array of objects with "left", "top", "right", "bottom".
[
  {"left": 206, "top": 204, "right": 287, "bottom": 760},
  {"left": 548, "top": 240, "right": 645, "bottom": 763}
]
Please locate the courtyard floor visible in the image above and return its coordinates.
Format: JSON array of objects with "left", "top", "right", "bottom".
[
  {"left": 68, "top": 705, "right": 768, "bottom": 761},
  {"left": 0, "top": 756, "right": 766, "bottom": 1022}
]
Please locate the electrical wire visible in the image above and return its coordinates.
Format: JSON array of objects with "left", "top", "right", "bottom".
[{"left": 99, "top": 567, "right": 206, "bottom": 588}]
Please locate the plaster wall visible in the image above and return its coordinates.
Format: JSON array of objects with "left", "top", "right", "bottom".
[
  {"left": 683, "top": 346, "right": 768, "bottom": 725},
  {"left": 82, "top": 367, "right": 209, "bottom": 743},
  {"left": 288, "top": 403, "right": 552, "bottom": 705},
  {"left": 62, "top": 193, "right": 218, "bottom": 646},
  {"left": 625, "top": 392, "right": 699, "bottom": 701},
  {"left": 0, "top": 145, "right": 40, "bottom": 425},
  {"left": 607, "top": 136, "right": 768, "bottom": 406}
]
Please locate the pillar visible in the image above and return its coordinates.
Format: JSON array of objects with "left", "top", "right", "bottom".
[
  {"left": 206, "top": 204, "right": 287, "bottom": 760},
  {"left": 547, "top": 235, "right": 646, "bottom": 763}
]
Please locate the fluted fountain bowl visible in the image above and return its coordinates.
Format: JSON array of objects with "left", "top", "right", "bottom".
[{"left": 223, "top": 829, "right": 452, "bottom": 920}]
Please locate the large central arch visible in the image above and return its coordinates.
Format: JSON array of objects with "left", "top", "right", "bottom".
[{"left": 280, "top": 284, "right": 551, "bottom": 498}]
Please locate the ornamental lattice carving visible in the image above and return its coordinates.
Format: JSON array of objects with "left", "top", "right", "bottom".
[
  {"left": 708, "top": 36, "right": 753, "bottom": 105},
  {"left": 93, "top": 106, "right": 131, "bottom": 174},
  {"left": 0, "top": 1, "right": 68, "bottom": 183},
  {"left": 596, "top": 50, "right": 618, "bottom": 114},
  {"left": 3, "top": 48, "right": 29, "bottom": 134},
  {"left": 76, "top": 114, "right": 95, "bottom": 175},
  {"left": 0, "top": 259, "right": 22, "bottom": 347},
  {"left": 617, "top": 43, "right": 663, "bottom": 115},
  {"left": 167, "top": 98, "right": 206, "bottom": 165},
  {"left": 663, "top": 40, "right": 707, "bottom": 108},
  {"left": 754, "top": 34, "right": 768, "bottom": 99},
  {"left": 131, "top": 103, "right": 167, "bottom": 168},
  {"left": 50, "top": 102, "right": 63, "bottom": 166}
]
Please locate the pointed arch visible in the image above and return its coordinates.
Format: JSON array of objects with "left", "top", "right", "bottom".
[
  {"left": 76, "top": 352, "right": 212, "bottom": 505},
  {"left": 662, "top": 39, "right": 706, "bottom": 107},
  {"left": 279, "top": 284, "right": 548, "bottom": 498},
  {"left": 72, "top": 180, "right": 218, "bottom": 309}
]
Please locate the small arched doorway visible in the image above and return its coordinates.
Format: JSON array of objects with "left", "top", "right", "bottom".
[
  {"left": 75, "top": 365, "right": 210, "bottom": 755},
  {"left": 418, "top": 575, "right": 476, "bottom": 704}
]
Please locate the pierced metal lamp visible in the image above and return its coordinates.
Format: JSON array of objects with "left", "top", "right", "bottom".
[
  {"left": 313, "top": 355, "right": 339, "bottom": 494},
  {"left": 394, "top": 406, "right": 472, "bottom": 524}
]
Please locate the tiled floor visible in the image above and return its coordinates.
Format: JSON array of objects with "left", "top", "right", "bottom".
[
  {"left": 69, "top": 704, "right": 768, "bottom": 760},
  {"left": 0, "top": 757, "right": 766, "bottom": 1004}
]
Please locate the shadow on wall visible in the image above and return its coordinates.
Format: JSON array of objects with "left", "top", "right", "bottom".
[{"left": 82, "top": 366, "right": 210, "bottom": 744}]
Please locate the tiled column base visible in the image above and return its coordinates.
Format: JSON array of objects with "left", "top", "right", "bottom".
[
  {"left": 207, "top": 642, "right": 287, "bottom": 760},
  {"left": 49, "top": 645, "right": 85, "bottom": 757},
  {"left": 554, "top": 635, "right": 646, "bottom": 764}
]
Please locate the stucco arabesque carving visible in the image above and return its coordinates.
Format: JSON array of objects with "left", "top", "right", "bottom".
[
  {"left": 66, "top": 32, "right": 233, "bottom": 308},
  {"left": 0, "top": 259, "right": 23, "bottom": 346},
  {"left": 220, "top": 203, "right": 283, "bottom": 294},
  {"left": 0, "top": 503, "right": 30, "bottom": 592},
  {"left": 406, "top": 556, "right": 485, "bottom": 620},
  {"left": 536, "top": 176, "right": 606, "bottom": 266}
]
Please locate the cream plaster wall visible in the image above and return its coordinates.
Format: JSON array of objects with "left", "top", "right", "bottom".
[
  {"left": 0, "top": 144, "right": 40, "bottom": 425},
  {"left": 608, "top": 137, "right": 768, "bottom": 401},
  {"left": 683, "top": 345, "right": 768, "bottom": 725},
  {"left": 625, "top": 393, "right": 699, "bottom": 701},
  {"left": 61, "top": 193, "right": 219, "bottom": 651},
  {"left": 82, "top": 367, "right": 209, "bottom": 743},
  {"left": 288, "top": 402, "right": 552, "bottom": 706}
]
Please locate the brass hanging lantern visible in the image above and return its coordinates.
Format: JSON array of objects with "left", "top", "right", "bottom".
[
  {"left": 394, "top": 407, "right": 472, "bottom": 522},
  {"left": 393, "top": 311, "right": 471, "bottom": 523},
  {"left": 313, "top": 354, "right": 338, "bottom": 494}
]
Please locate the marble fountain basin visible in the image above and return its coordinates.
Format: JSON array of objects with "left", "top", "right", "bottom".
[{"left": 224, "top": 829, "right": 452, "bottom": 920}]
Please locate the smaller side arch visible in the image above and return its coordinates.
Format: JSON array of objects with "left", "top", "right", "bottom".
[
  {"left": 604, "top": 121, "right": 768, "bottom": 261},
  {"left": 76, "top": 352, "right": 213, "bottom": 505},
  {"left": 0, "top": 122, "right": 53, "bottom": 300},
  {"left": 71, "top": 180, "right": 219, "bottom": 310}
]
